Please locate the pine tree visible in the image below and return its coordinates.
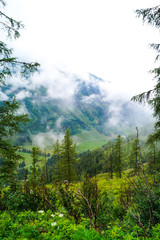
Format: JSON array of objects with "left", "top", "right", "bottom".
[
  {"left": 0, "top": 1, "right": 39, "bottom": 188},
  {"left": 129, "top": 138, "right": 141, "bottom": 175},
  {"left": 146, "top": 138, "right": 159, "bottom": 174},
  {"left": 0, "top": 145, "right": 23, "bottom": 190},
  {"left": 0, "top": 0, "right": 39, "bottom": 85},
  {"left": 113, "top": 135, "right": 123, "bottom": 178},
  {"left": 29, "top": 146, "right": 41, "bottom": 188},
  {"left": 104, "top": 142, "right": 113, "bottom": 179},
  {"left": 53, "top": 139, "right": 63, "bottom": 182},
  {"left": 132, "top": 4, "right": 160, "bottom": 141},
  {"left": 0, "top": 99, "right": 29, "bottom": 188},
  {"left": 61, "top": 129, "right": 77, "bottom": 182},
  {"left": 40, "top": 148, "right": 49, "bottom": 184}
]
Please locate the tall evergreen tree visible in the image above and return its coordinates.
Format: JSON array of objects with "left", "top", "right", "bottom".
[
  {"left": 0, "top": 99, "right": 29, "bottom": 188},
  {"left": 132, "top": 4, "right": 160, "bottom": 141},
  {"left": 53, "top": 139, "right": 63, "bottom": 182},
  {"left": 113, "top": 135, "right": 123, "bottom": 178},
  {"left": 61, "top": 129, "right": 77, "bottom": 182},
  {"left": 104, "top": 142, "right": 113, "bottom": 179},
  {"left": 0, "top": 1, "right": 39, "bottom": 188},
  {"left": 129, "top": 138, "right": 141, "bottom": 175},
  {"left": 146, "top": 138, "right": 159, "bottom": 174},
  {"left": 30, "top": 146, "right": 40, "bottom": 188},
  {"left": 0, "top": 0, "right": 39, "bottom": 85},
  {"left": 40, "top": 148, "right": 49, "bottom": 185}
]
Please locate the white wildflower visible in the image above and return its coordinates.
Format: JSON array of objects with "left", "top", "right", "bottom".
[
  {"left": 30, "top": 189, "right": 33, "bottom": 194},
  {"left": 51, "top": 222, "right": 57, "bottom": 227},
  {"left": 51, "top": 214, "right": 55, "bottom": 217},
  {"left": 59, "top": 213, "right": 64, "bottom": 217},
  {"left": 38, "top": 210, "right": 44, "bottom": 213}
]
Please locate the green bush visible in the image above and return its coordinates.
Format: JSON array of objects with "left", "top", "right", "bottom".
[
  {"left": 1, "top": 185, "right": 57, "bottom": 212},
  {"left": 151, "top": 223, "right": 160, "bottom": 239},
  {"left": 1, "top": 190, "right": 40, "bottom": 211},
  {"left": 0, "top": 210, "right": 104, "bottom": 240}
]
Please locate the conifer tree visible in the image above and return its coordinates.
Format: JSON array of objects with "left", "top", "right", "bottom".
[
  {"left": 0, "top": 144, "right": 23, "bottom": 190},
  {"left": 61, "top": 129, "right": 77, "bottom": 182},
  {"left": 0, "top": 99, "right": 29, "bottom": 188},
  {"left": 0, "top": 1, "right": 39, "bottom": 187},
  {"left": 113, "top": 135, "right": 123, "bottom": 178},
  {"left": 104, "top": 142, "right": 113, "bottom": 179},
  {"left": 132, "top": 4, "right": 160, "bottom": 141},
  {"left": 146, "top": 138, "right": 159, "bottom": 174},
  {"left": 0, "top": 0, "right": 39, "bottom": 85},
  {"left": 41, "top": 148, "right": 49, "bottom": 184},
  {"left": 53, "top": 139, "right": 63, "bottom": 182},
  {"left": 129, "top": 138, "right": 141, "bottom": 175},
  {"left": 30, "top": 146, "right": 40, "bottom": 188}
]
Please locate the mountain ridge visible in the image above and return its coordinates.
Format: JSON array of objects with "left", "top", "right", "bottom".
[{"left": 0, "top": 70, "right": 154, "bottom": 148}]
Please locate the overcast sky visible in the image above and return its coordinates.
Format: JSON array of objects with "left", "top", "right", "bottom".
[{"left": 4, "top": 0, "right": 160, "bottom": 100}]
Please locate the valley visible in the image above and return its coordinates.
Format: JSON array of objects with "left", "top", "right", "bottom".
[
  {"left": 0, "top": 1, "right": 160, "bottom": 238},
  {"left": 2, "top": 72, "right": 154, "bottom": 151}
]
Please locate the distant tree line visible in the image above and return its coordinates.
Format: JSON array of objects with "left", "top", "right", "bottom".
[{"left": 75, "top": 134, "right": 160, "bottom": 179}]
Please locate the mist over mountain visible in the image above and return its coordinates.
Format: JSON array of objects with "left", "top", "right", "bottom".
[{"left": 1, "top": 67, "right": 154, "bottom": 148}]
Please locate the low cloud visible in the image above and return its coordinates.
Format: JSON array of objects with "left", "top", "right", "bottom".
[
  {"left": 17, "top": 103, "right": 29, "bottom": 115},
  {"left": 82, "top": 94, "right": 98, "bottom": 104},
  {"left": 55, "top": 117, "right": 64, "bottom": 130},
  {"left": 6, "top": 64, "right": 82, "bottom": 110},
  {"left": 16, "top": 90, "right": 31, "bottom": 100},
  {"left": 108, "top": 103, "right": 123, "bottom": 126},
  {"left": 3, "top": 64, "right": 154, "bottom": 138},
  {"left": 32, "top": 131, "right": 64, "bottom": 149},
  {"left": 0, "top": 91, "right": 9, "bottom": 101},
  {"left": 104, "top": 99, "right": 154, "bottom": 136}
]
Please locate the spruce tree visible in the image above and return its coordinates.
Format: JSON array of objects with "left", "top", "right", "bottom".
[
  {"left": 0, "top": 1, "right": 39, "bottom": 188},
  {"left": 30, "top": 146, "right": 40, "bottom": 188},
  {"left": 0, "top": 0, "right": 39, "bottom": 85},
  {"left": 53, "top": 139, "right": 63, "bottom": 182},
  {"left": 41, "top": 148, "right": 49, "bottom": 184},
  {"left": 0, "top": 144, "right": 23, "bottom": 190},
  {"left": 39, "top": 149, "right": 46, "bottom": 185},
  {"left": 146, "top": 138, "right": 159, "bottom": 174},
  {"left": 61, "top": 129, "right": 77, "bottom": 182},
  {"left": 113, "top": 135, "right": 123, "bottom": 178},
  {"left": 104, "top": 142, "right": 113, "bottom": 179},
  {"left": 129, "top": 138, "right": 141, "bottom": 175},
  {"left": 132, "top": 4, "right": 160, "bottom": 141},
  {"left": 0, "top": 99, "right": 29, "bottom": 188}
]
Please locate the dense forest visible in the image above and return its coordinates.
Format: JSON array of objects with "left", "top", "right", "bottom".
[{"left": 1, "top": 1, "right": 160, "bottom": 239}]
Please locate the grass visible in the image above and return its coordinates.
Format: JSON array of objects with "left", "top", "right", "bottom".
[
  {"left": 75, "top": 130, "right": 110, "bottom": 153},
  {"left": 19, "top": 152, "right": 44, "bottom": 168},
  {"left": 23, "top": 130, "right": 111, "bottom": 154},
  {"left": 77, "top": 139, "right": 108, "bottom": 152}
]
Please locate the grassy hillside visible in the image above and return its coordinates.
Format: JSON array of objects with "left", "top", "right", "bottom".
[
  {"left": 2, "top": 74, "right": 153, "bottom": 150},
  {"left": 19, "top": 152, "right": 44, "bottom": 167},
  {"left": 75, "top": 130, "right": 110, "bottom": 152}
]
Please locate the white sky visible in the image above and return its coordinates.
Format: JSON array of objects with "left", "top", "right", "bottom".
[{"left": 4, "top": 0, "right": 160, "bottom": 100}]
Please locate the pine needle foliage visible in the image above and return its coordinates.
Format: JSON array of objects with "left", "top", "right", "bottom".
[
  {"left": 128, "top": 138, "right": 141, "bottom": 175},
  {"left": 61, "top": 129, "right": 77, "bottom": 182},
  {"left": 0, "top": 1, "right": 40, "bottom": 85},
  {"left": 132, "top": 4, "right": 160, "bottom": 141},
  {"left": 113, "top": 135, "right": 123, "bottom": 178},
  {"left": 0, "top": 98, "right": 29, "bottom": 187},
  {"left": 30, "top": 146, "right": 40, "bottom": 188},
  {"left": 52, "top": 139, "right": 63, "bottom": 182},
  {"left": 136, "top": 5, "right": 160, "bottom": 29},
  {"left": 0, "top": 0, "right": 40, "bottom": 188}
]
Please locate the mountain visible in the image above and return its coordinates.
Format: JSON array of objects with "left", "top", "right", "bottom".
[{"left": 1, "top": 71, "right": 154, "bottom": 149}]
